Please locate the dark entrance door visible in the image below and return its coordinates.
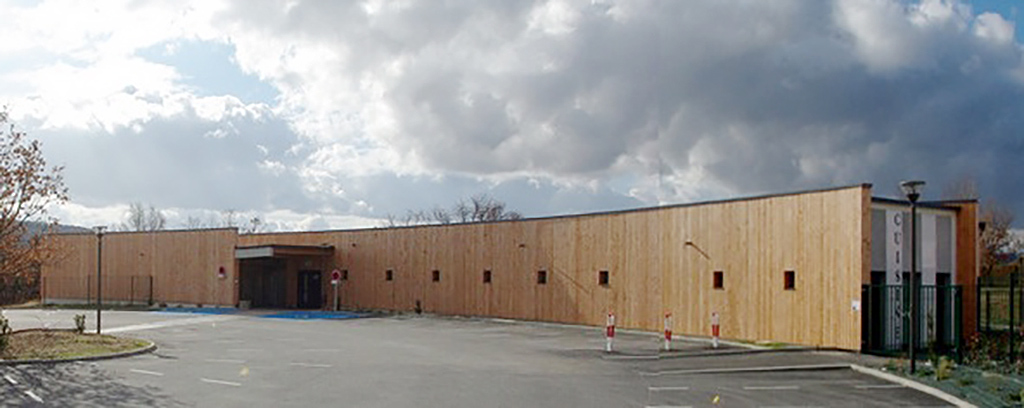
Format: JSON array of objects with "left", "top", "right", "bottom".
[
  {"left": 298, "top": 270, "right": 322, "bottom": 309},
  {"left": 936, "top": 273, "right": 951, "bottom": 350}
]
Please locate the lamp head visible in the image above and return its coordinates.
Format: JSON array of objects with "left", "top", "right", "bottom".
[
  {"left": 94, "top": 226, "right": 107, "bottom": 237},
  {"left": 900, "top": 180, "right": 926, "bottom": 203}
]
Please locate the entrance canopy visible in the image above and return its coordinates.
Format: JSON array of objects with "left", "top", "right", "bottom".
[
  {"left": 235, "top": 244, "right": 335, "bottom": 260},
  {"left": 235, "top": 244, "right": 335, "bottom": 309}
]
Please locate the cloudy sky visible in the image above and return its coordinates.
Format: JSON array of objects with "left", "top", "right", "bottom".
[{"left": 2, "top": 0, "right": 1022, "bottom": 231}]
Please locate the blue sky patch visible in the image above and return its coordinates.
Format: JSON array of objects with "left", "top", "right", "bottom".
[{"left": 136, "top": 40, "right": 279, "bottom": 104}]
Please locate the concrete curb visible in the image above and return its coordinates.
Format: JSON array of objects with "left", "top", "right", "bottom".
[
  {"left": 0, "top": 339, "right": 157, "bottom": 366},
  {"left": 850, "top": 364, "right": 976, "bottom": 408}
]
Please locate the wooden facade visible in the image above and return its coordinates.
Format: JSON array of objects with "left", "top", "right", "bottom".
[{"left": 40, "top": 184, "right": 980, "bottom": 350}]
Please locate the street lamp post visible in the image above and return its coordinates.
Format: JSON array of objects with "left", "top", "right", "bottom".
[
  {"left": 900, "top": 180, "right": 925, "bottom": 374},
  {"left": 95, "top": 226, "right": 106, "bottom": 334}
]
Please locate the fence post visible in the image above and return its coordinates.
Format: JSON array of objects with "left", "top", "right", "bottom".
[
  {"left": 986, "top": 288, "right": 991, "bottom": 332},
  {"left": 1011, "top": 274, "right": 1016, "bottom": 362},
  {"left": 130, "top": 276, "right": 135, "bottom": 306},
  {"left": 148, "top": 276, "right": 154, "bottom": 306}
]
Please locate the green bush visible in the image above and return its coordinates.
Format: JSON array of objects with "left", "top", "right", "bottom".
[
  {"left": 936, "top": 356, "right": 954, "bottom": 381},
  {"left": 73, "top": 314, "right": 86, "bottom": 333},
  {"left": 0, "top": 313, "right": 11, "bottom": 354}
]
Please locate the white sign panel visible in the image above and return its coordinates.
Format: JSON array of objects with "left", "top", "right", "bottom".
[{"left": 886, "top": 210, "right": 904, "bottom": 345}]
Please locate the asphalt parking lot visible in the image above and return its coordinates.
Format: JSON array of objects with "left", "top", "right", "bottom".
[{"left": 1, "top": 309, "right": 956, "bottom": 407}]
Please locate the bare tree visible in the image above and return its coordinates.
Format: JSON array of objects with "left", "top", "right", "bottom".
[
  {"left": 241, "top": 215, "right": 265, "bottom": 234},
  {"left": 221, "top": 209, "right": 238, "bottom": 228},
  {"left": 183, "top": 215, "right": 207, "bottom": 229},
  {"left": 943, "top": 177, "right": 1021, "bottom": 272},
  {"left": 120, "top": 202, "right": 166, "bottom": 232},
  {"left": 430, "top": 206, "right": 452, "bottom": 225},
  {"left": 0, "top": 111, "right": 69, "bottom": 281},
  {"left": 401, "top": 209, "right": 429, "bottom": 226},
  {"left": 469, "top": 194, "right": 521, "bottom": 222},
  {"left": 383, "top": 194, "right": 522, "bottom": 227}
]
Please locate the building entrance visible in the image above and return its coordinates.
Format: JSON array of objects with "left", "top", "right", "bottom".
[{"left": 298, "top": 270, "right": 323, "bottom": 309}]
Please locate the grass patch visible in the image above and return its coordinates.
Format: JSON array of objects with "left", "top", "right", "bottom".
[{"left": 1, "top": 330, "right": 149, "bottom": 361}]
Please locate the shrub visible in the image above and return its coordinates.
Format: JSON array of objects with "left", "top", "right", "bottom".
[
  {"left": 73, "top": 314, "right": 86, "bottom": 334},
  {"left": 936, "top": 356, "right": 954, "bottom": 381},
  {"left": 0, "top": 312, "right": 11, "bottom": 354}
]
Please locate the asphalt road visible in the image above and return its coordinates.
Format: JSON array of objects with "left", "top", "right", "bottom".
[{"left": 0, "top": 310, "right": 955, "bottom": 407}]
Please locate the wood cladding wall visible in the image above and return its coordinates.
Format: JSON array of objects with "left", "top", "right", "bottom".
[
  {"left": 237, "top": 185, "right": 871, "bottom": 349},
  {"left": 41, "top": 229, "right": 237, "bottom": 306},
  {"left": 42, "top": 186, "right": 873, "bottom": 349}
]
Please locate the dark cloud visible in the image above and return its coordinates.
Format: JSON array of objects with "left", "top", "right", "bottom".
[{"left": 217, "top": 0, "right": 1022, "bottom": 214}]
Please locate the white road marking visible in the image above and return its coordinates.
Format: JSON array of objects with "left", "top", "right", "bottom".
[
  {"left": 743, "top": 385, "right": 800, "bottom": 391},
  {"left": 205, "top": 358, "right": 246, "bottom": 364},
  {"left": 642, "top": 363, "right": 850, "bottom": 376},
  {"left": 130, "top": 369, "right": 165, "bottom": 377},
  {"left": 289, "top": 362, "right": 332, "bottom": 368},
  {"left": 106, "top": 315, "right": 240, "bottom": 333},
  {"left": 854, "top": 384, "right": 905, "bottom": 389},
  {"left": 604, "top": 354, "right": 661, "bottom": 360},
  {"left": 3, "top": 374, "right": 17, "bottom": 385},
  {"left": 25, "top": 390, "right": 43, "bottom": 403},
  {"left": 201, "top": 378, "right": 241, "bottom": 387},
  {"left": 648, "top": 386, "right": 690, "bottom": 391}
]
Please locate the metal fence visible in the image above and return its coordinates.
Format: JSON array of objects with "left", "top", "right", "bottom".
[
  {"left": 0, "top": 274, "right": 40, "bottom": 306},
  {"left": 41, "top": 276, "right": 153, "bottom": 306},
  {"left": 978, "top": 274, "right": 1023, "bottom": 333},
  {"left": 861, "top": 284, "right": 962, "bottom": 356}
]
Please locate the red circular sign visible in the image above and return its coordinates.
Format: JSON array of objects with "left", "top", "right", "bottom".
[{"left": 331, "top": 269, "right": 341, "bottom": 281}]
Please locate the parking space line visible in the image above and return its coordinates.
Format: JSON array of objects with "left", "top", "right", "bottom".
[
  {"left": 289, "top": 362, "right": 332, "bottom": 368},
  {"left": 854, "top": 384, "right": 905, "bottom": 389},
  {"left": 743, "top": 385, "right": 800, "bottom": 390},
  {"left": 130, "top": 369, "right": 165, "bottom": 377},
  {"left": 642, "top": 364, "right": 849, "bottom": 376},
  {"left": 4, "top": 374, "right": 17, "bottom": 385},
  {"left": 25, "top": 390, "right": 43, "bottom": 403},
  {"left": 604, "top": 354, "right": 660, "bottom": 360},
  {"left": 201, "top": 378, "right": 242, "bottom": 387},
  {"left": 205, "top": 359, "right": 246, "bottom": 364},
  {"left": 648, "top": 386, "right": 690, "bottom": 391}
]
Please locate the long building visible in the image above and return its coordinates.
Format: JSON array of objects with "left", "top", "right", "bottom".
[{"left": 41, "top": 184, "right": 979, "bottom": 352}]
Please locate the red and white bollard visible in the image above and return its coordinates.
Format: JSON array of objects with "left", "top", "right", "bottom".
[
  {"left": 605, "top": 312, "right": 616, "bottom": 353},
  {"left": 711, "top": 312, "right": 720, "bottom": 349},
  {"left": 663, "top": 312, "right": 673, "bottom": 351}
]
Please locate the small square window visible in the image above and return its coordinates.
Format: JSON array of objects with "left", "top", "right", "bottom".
[
  {"left": 483, "top": 270, "right": 492, "bottom": 283},
  {"left": 432, "top": 270, "right": 441, "bottom": 282},
  {"left": 537, "top": 270, "right": 548, "bottom": 285},
  {"left": 713, "top": 270, "right": 724, "bottom": 290},
  {"left": 784, "top": 270, "right": 795, "bottom": 290},
  {"left": 598, "top": 270, "right": 610, "bottom": 286},
  {"left": 341, "top": 269, "right": 348, "bottom": 280},
  {"left": 385, "top": 269, "right": 393, "bottom": 281}
]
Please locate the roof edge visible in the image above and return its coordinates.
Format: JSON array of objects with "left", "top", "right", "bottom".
[{"left": 247, "top": 183, "right": 874, "bottom": 237}]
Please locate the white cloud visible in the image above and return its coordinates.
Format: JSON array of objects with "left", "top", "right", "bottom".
[
  {"left": 5, "top": 0, "right": 1024, "bottom": 230},
  {"left": 975, "top": 12, "right": 1016, "bottom": 45}
]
